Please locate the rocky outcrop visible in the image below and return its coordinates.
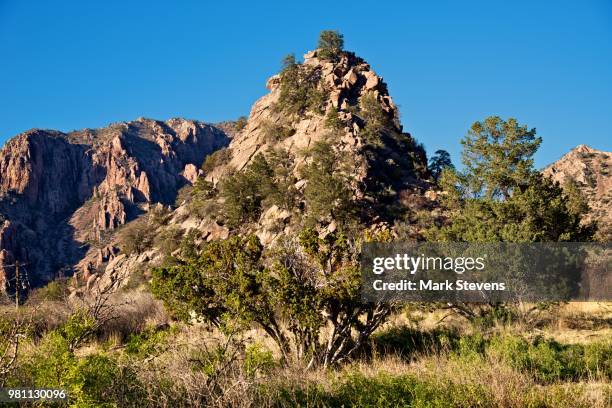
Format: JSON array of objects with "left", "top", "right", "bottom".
[
  {"left": 176, "top": 48, "right": 430, "bottom": 246},
  {"left": 544, "top": 145, "right": 612, "bottom": 240},
  {"left": 0, "top": 118, "right": 229, "bottom": 291}
]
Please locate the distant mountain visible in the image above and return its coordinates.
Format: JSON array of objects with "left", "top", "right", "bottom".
[
  {"left": 544, "top": 144, "right": 612, "bottom": 240},
  {"left": 0, "top": 118, "right": 229, "bottom": 292}
]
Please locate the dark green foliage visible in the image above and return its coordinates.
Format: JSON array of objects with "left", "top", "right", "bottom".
[
  {"left": 461, "top": 116, "right": 541, "bottom": 199},
  {"left": 430, "top": 172, "right": 592, "bottom": 242},
  {"left": 277, "top": 55, "right": 327, "bottom": 116},
  {"left": 359, "top": 92, "right": 391, "bottom": 145},
  {"left": 201, "top": 148, "right": 232, "bottom": 174},
  {"left": 324, "top": 108, "right": 344, "bottom": 131},
  {"left": 562, "top": 178, "right": 590, "bottom": 218},
  {"left": 301, "top": 141, "right": 354, "bottom": 225},
  {"left": 154, "top": 226, "right": 184, "bottom": 256},
  {"left": 265, "top": 148, "right": 299, "bottom": 210},
  {"left": 317, "top": 30, "right": 344, "bottom": 61},
  {"left": 219, "top": 154, "right": 273, "bottom": 227},
  {"left": 186, "top": 178, "right": 220, "bottom": 219},
  {"left": 428, "top": 149, "right": 454, "bottom": 182},
  {"left": 428, "top": 116, "right": 593, "bottom": 243},
  {"left": 151, "top": 232, "right": 391, "bottom": 367},
  {"left": 216, "top": 149, "right": 299, "bottom": 227}
]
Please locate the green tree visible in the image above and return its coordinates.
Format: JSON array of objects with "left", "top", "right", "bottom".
[
  {"left": 427, "top": 116, "right": 593, "bottom": 325},
  {"left": 359, "top": 91, "right": 390, "bottom": 145},
  {"left": 429, "top": 117, "right": 592, "bottom": 243},
  {"left": 277, "top": 55, "right": 327, "bottom": 116},
  {"left": 151, "top": 232, "right": 391, "bottom": 368},
  {"left": 301, "top": 141, "right": 354, "bottom": 225},
  {"left": 428, "top": 149, "right": 454, "bottom": 182},
  {"left": 461, "top": 116, "right": 541, "bottom": 199},
  {"left": 317, "top": 30, "right": 344, "bottom": 61},
  {"left": 220, "top": 154, "right": 274, "bottom": 227}
]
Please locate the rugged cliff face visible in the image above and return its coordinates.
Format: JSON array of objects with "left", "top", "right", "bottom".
[
  {"left": 193, "top": 49, "right": 430, "bottom": 242},
  {"left": 0, "top": 118, "right": 229, "bottom": 292},
  {"left": 544, "top": 145, "right": 612, "bottom": 240}
]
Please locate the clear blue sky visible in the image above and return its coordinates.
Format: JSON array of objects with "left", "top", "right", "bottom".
[{"left": 1, "top": 0, "right": 611, "bottom": 168}]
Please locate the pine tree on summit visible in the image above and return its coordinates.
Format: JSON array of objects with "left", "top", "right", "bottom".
[{"left": 317, "top": 30, "right": 344, "bottom": 61}]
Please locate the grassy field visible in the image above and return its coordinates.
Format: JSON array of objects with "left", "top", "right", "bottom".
[{"left": 1, "top": 286, "right": 610, "bottom": 407}]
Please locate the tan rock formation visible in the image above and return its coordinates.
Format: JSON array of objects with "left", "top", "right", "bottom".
[{"left": 544, "top": 145, "right": 612, "bottom": 240}]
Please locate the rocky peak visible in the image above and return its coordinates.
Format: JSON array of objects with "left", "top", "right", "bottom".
[
  {"left": 215, "top": 48, "right": 426, "bottom": 192},
  {"left": 544, "top": 145, "right": 612, "bottom": 239}
]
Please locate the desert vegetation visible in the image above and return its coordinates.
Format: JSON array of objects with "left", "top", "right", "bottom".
[{"left": 1, "top": 31, "right": 609, "bottom": 407}]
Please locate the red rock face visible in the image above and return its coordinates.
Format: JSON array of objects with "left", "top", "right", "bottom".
[{"left": 0, "top": 118, "right": 228, "bottom": 290}]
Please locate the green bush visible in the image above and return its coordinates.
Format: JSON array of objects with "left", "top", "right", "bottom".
[
  {"left": 488, "top": 335, "right": 612, "bottom": 383},
  {"left": 244, "top": 343, "right": 276, "bottom": 377},
  {"left": 267, "top": 372, "right": 489, "bottom": 407},
  {"left": 32, "top": 278, "right": 70, "bottom": 301},
  {"left": 12, "top": 329, "right": 142, "bottom": 406},
  {"left": 359, "top": 91, "right": 392, "bottom": 145},
  {"left": 220, "top": 154, "right": 274, "bottom": 226},
  {"left": 324, "top": 108, "right": 344, "bottom": 131},
  {"left": 301, "top": 141, "right": 354, "bottom": 224},
  {"left": 317, "top": 30, "right": 344, "bottom": 62},
  {"left": 125, "top": 326, "right": 172, "bottom": 357},
  {"left": 201, "top": 148, "right": 232, "bottom": 174},
  {"left": 219, "top": 150, "right": 298, "bottom": 226},
  {"left": 276, "top": 54, "right": 328, "bottom": 116},
  {"left": 260, "top": 120, "right": 296, "bottom": 143}
]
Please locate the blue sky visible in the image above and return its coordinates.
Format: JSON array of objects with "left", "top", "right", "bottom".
[{"left": 1, "top": 0, "right": 611, "bottom": 168}]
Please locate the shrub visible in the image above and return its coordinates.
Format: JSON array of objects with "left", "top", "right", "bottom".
[
  {"left": 244, "top": 343, "right": 276, "bottom": 378},
  {"left": 154, "top": 226, "right": 184, "bottom": 256},
  {"left": 220, "top": 154, "right": 274, "bottom": 227},
  {"left": 31, "top": 278, "right": 70, "bottom": 301},
  {"left": 202, "top": 148, "right": 232, "bottom": 174},
  {"left": 359, "top": 91, "right": 391, "bottom": 145},
  {"left": 277, "top": 55, "right": 328, "bottom": 116},
  {"left": 301, "top": 141, "right": 354, "bottom": 225},
  {"left": 317, "top": 30, "right": 344, "bottom": 61},
  {"left": 152, "top": 232, "right": 392, "bottom": 368},
  {"left": 260, "top": 120, "right": 296, "bottom": 143},
  {"left": 118, "top": 218, "right": 155, "bottom": 255},
  {"left": 219, "top": 150, "right": 299, "bottom": 226},
  {"left": 267, "top": 372, "right": 489, "bottom": 407},
  {"left": 487, "top": 335, "right": 611, "bottom": 383},
  {"left": 324, "top": 108, "right": 344, "bottom": 131},
  {"left": 234, "top": 116, "right": 247, "bottom": 131}
]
